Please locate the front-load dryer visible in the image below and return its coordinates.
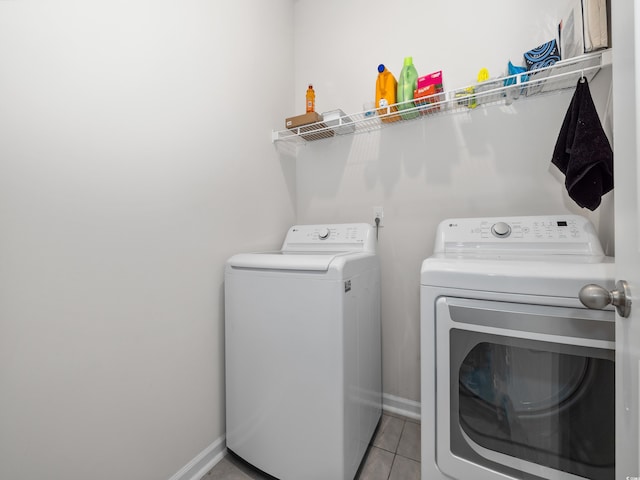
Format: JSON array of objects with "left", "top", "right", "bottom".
[
  {"left": 225, "top": 223, "right": 381, "bottom": 480},
  {"left": 420, "top": 215, "right": 615, "bottom": 480}
]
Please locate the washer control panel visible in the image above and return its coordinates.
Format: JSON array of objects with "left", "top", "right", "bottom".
[
  {"left": 282, "top": 223, "right": 376, "bottom": 253},
  {"left": 434, "top": 215, "right": 604, "bottom": 256}
]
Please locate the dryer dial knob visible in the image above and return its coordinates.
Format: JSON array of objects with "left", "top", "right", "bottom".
[
  {"left": 491, "top": 222, "right": 512, "bottom": 238},
  {"left": 318, "top": 227, "right": 331, "bottom": 240}
]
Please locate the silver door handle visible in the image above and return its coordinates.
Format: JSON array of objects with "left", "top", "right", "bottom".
[{"left": 579, "top": 280, "right": 632, "bottom": 318}]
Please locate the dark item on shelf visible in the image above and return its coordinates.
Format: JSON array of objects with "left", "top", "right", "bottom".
[{"left": 551, "top": 78, "right": 613, "bottom": 210}]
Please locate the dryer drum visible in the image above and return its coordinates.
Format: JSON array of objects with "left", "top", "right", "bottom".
[{"left": 454, "top": 339, "right": 615, "bottom": 480}]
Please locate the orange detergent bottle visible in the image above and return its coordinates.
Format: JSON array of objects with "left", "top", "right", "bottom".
[
  {"left": 375, "top": 64, "right": 399, "bottom": 122},
  {"left": 306, "top": 84, "right": 315, "bottom": 113}
]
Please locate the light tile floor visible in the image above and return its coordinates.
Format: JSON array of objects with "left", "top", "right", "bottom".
[{"left": 204, "top": 413, "right": 420, "bottom": 480}]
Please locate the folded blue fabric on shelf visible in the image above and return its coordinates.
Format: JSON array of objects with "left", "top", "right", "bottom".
[
  {"left": 503, "top": 61, "right": 528, "bottom": 87},
  {"left": 524, "top": 39, "right": 561, "bottom": 71}
]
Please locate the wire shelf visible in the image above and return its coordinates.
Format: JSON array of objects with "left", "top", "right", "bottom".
[{"left": 272, "top": 50, "right": 612, "bottom": 144}]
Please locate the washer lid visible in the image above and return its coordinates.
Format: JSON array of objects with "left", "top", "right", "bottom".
[
  {"left": 227, "top": 251, "right": 350, "bottom": 271},
  {"left": 226, "top": 223, "right": 376, "bottom": 272}
]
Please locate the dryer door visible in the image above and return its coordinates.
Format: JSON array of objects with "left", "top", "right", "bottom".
[{"left": 435, "top": 297, "right": 615, "bottom": 480}]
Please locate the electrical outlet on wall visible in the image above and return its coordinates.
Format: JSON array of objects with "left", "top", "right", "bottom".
[{"left": 373, "top": 206, "right": 384, "bottom": 227}]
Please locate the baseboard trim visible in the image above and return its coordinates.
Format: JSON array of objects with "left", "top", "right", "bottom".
[
  {"left": 168, "top": 434, "right": 226, "bottom": 480},
  {"left": 382, "top": 393, "right": 421, "bottom": 421},
  {"left": 168, "top": 395, "right": 419, "bottom": 480}
]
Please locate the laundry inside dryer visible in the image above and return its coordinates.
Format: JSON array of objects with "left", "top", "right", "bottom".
[{"left": 460, "top": 342, "right": 593, "bottom": 412}]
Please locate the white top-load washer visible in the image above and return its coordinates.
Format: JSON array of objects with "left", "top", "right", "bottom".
[
  {"left": 420, "top": 215, "right": 615, "bottom": 480},
  {"left": 225, "top": 223, "right": 381, "bottom": 480}
]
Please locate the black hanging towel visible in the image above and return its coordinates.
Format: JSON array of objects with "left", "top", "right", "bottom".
[{"left": 551, "top": 78, "right": 613, "bottom": 210}]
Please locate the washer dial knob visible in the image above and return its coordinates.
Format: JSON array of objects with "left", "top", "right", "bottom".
[
  {"left": 318, "top": 227, "right": 331, "bottom": 240},
  {"left": 491, "top": 221, "right": 512, "bottom": 238}
]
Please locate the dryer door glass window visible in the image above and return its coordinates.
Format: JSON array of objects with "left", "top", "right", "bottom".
[{"left": 450, "top": 331, "right": 615, "bottom": 480}]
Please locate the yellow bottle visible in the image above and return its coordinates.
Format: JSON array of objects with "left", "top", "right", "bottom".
[
  {"left": 306, "top": 84, "right": 315, "bottom": 113},
  {"left": 375, "top": 64, "right": 399, "bottom": 122}
]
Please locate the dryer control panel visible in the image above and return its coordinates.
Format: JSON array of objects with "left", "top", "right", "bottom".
[{"left": 434, "top": 215, "right": 604, "bottom": 256}]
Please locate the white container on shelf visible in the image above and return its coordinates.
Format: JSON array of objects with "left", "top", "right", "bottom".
[{"left": 322, "top": 109, "right": 356, "bottom": 134}]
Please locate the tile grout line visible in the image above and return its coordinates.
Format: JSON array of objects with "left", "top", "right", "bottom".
[
  {"left": 386, "top": 452, "right": 397, "bottom": 480},
  {"left": 387, "top": 419, "right": 407, "bottom": 480},
  {"left": 398, "top": 420, "right": 407, "bottom": 452}
]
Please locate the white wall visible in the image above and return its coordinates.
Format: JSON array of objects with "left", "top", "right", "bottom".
[
  {"left": 292, "top": 0, "right": 614, "bottom": 403},
  {"left": 0, "top": 2, "right": 294, "bottom": 479}
]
